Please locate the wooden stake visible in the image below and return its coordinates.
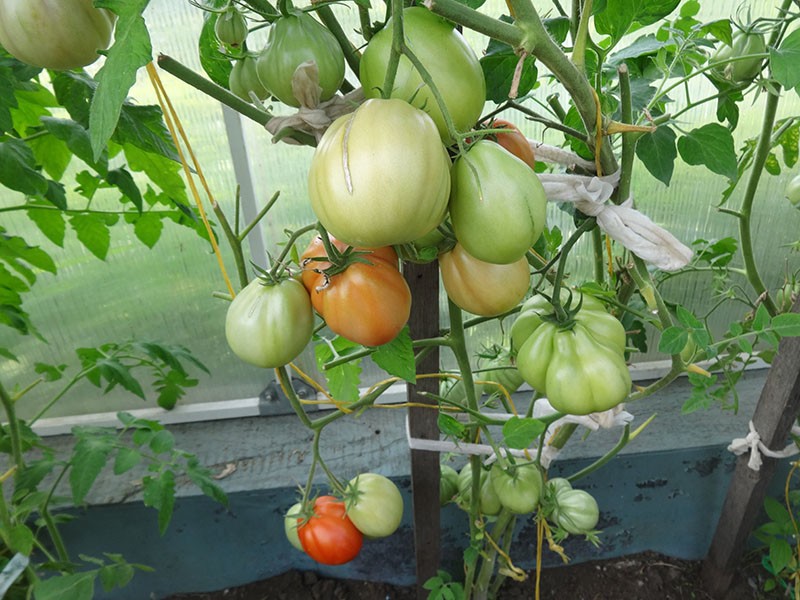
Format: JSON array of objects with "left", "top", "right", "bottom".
[
  {"left": 702, "top": 297, "right": 800, "bottom": 598},
  {"left": 404, "top": 261, "right": 442, "bottom": 599}
]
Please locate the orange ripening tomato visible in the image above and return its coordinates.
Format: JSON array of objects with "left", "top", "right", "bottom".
[
  {"left": 298, "top": 495, "right": 363, "bottom": 565},
  {"left": 301, "top": 235, "right": 411, "bottom": 346},
  {"left": 489, "top": 119, "right": 536, "bottom": 170}
]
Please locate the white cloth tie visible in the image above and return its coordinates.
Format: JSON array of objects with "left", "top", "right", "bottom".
[{"left": 728, "top": 420, "right": 800, "bottom": 471}]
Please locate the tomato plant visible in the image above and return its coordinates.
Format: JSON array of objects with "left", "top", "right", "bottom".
[
  {"left": 298, "top": 496, "right": 363, "bottom": 565},
  {"left": 511, "top": 292, "right": 632, "bottom": 415},
  {"left": 489, "top": 463, "right": 543, "bottom": 515},
  {"left": 456, "top": 463, "right": 502, "bottom": 516},
  {"left": 449, "top": 140, "right": 548, "bottom": 264},
  {"left": 0, "top": 0, "right": 116, "bottom": 69},
  {"left": 344, "top": 473, "right": 404, "bottom": 538},
  {"left": 255, "top": 10, "right": 345, "bottom": 107},
  {"left": 439, "top": 243, "right": 531, "bottom": 317},
  {"left": 487, "top": 119, "right": 536, "bottom": 170},
  {"left": 711, "top": 30, "right": 766, "bottom": 83},
  {"left": 214, "top": 4, "right": 248, "bottom": 48},
  {"left": 229, "top": 55, "right": 269, "bottom": 102},
  {"left": 359, "top": 6, "right": 486, "bottom": 142},
  {"left": 301, "top": 235, "right": 411, "bottom": 347},
  {"left": 308, "top": 98, "right": 451, "bottom": 248},
  {"left": 224, "top": 277, "right": 314, "bottom": 368}
]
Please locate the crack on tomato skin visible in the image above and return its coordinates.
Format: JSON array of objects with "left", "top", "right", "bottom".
[{"left": 341, "top": 110, "right": 357, "bottom": 195}]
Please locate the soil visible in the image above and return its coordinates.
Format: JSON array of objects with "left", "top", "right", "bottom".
[{"left": 163, "top": 551, "right": 781, "bottom": 600}]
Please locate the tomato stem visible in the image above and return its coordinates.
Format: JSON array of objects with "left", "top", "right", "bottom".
[{"left": 550, "top": 217, "right": 596, "bottom": 323}]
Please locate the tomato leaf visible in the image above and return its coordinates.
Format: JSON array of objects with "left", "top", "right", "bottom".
[
  {"left": 635, "top": 124, "right": 677, "bottom": 186},
  {"left": 658, "top": 326, "right": 689, "bottom": 355},
  {"left": 773, "top": 313, "right": 800, "bottom": 337},
  {"left": 69, "top": 432, "right": 115, "bottom": 505},
  {"left": 106, "top": 167, "right": 143, "bottom": 212},
  {"left": 186, "top": 455, "right": 229, "bottom": 507},
  {"left": 502, "top": 416, "right": 545, "bottom": 449},
  {"left": 595, "top": 0, "right": 680, "bottom": 44},
  {"left": 113, "top": 447, "right": 142, "bottom": 475},
  {"left": 769, "top": 538, "right": 794, "bottom": 575},
  {"left": 90, "top": 0, "right": 153, "bottom": 161},
  {"left": 41, "top": 117, "right": 108, "bottom": 174},
  {"left": 372, "top": 326, "right": 415, "bottom": 383},
  {"left": 770, "top": 28, "right": 800, "bottom": 91},
  {"left": 677, "top": 123, "right": 738, "bottom": 180},
  {"left": 142, "top": 470, "right": 176, "bottom": 535},
  {"left": 314, "top": 337, "right": 362, "bottom": 402},
  {"left": 438, "top": 413, "right": 466, "bottom": 438},
  {"left": 0, "top": 138, "right": 48, "bottom": 196},
  {"left": 34, "top": 571, "right": 96, "bottom": 600},
  {"left": 68, "top": 213, "right": 115, "bottom": 260}
]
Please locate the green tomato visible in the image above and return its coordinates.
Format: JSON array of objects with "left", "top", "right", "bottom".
[
  {"left": 359, "top": 6, "right": 486, "bottom": 143},
  {"left": 215, "top": 4, "right": 248, "bottom": 48},
  {"left": 224, "top": 277, "right": 314, "bottom": 368},
  {"left": 440, "top": 464, "right": 460, "bottom": 506},
  {"left": 552, "top": 488, "right": 599, "bottom": 534},
  {"left": 0, "top": 0, "right": 116, "bottom": 70},
  {"left": 776, "top": 280, "right": 800, "bottom": 313},
  {"left": 785, "top": 174, "right": 800, "bottom": 207},
  {"left": 546, "top": 477, "right": 572, "bottom": 497},
  {"left": 511, "top": 292, "right": 631, "bottom": 415},
  {"left": 450, "top": 140, "right": 548, "bottom": 265},
  {"left": 308, "top": 98, "right": 451, "bottom": 248},
  {"left": 712, "top": 31, "right": 766, "bottom": 83},
  {"left": 344, "top": 473, "right": 404, "bottom": 538},
  {"left": 456, "top": 463, "right": 502, "bottom": 516},
  {"left": 284, "top": 501, "right": 305, "bottom": 551},
  {"left": 255, "top": 10, "right": 344, "bottom": 107},
  {"left": 489, "top": 463, "right": 543, "bottom": 515},
  {"left": 229, "top": 55, "right": 269, "bottom": 102}
]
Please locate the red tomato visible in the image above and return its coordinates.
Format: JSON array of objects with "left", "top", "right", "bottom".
[
  {"left": 298, "top": 496, "right": 363, "bottom": 565},
  {"left": 488, "top": 119, "right": 536, "bottom": 170},
  {"left": 301, "top": 235, "right": 411, "bottom": 346}
]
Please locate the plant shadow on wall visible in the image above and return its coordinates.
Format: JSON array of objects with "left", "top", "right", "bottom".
[
  {"left": 2, "top": 0, "right": 800, "bottom": 600},
  {"left": 0, "top": 2, "right": 229, "bottom": 599}
]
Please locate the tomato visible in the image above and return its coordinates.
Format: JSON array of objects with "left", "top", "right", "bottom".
[
  {"left": 0, "top": 0, "right": 116, "bottom": 70},
  {"left": 344, "top": 473, "right": 404, "bottom": 538},
  {"left": 785, "top": 174, "right": 800, "bottom": 207},
  {"left": 450, "top": 140, "right": 548, "bottom": 265},
  {"left": 284, "top": 501, "right": 304, "bottom": 552},
  {"left": 439, "top": 243, "right": 530, "bottom": 317},
  {"left": 298, "top": 495, "right": 363, "bottom": 565},
  {"left": 456, "top": 463, "right": 502, "bottom": 516},
  {"left": 229, "top": 55, "right": 269, "bottom": 102},
  {"left": 308, "top": 98, "right": 451, "bottom": 248},
  {"left": 510, "top": 291, "right": 631, "bottom": 415},
  {"left": 214, "top": 4, "right": 248, "bottom": 48},
  {"left": 488, "top": 119, "right": 536, "bottom": 170},
  {"left": 545, "top": 477, "right": 573, "bottom": 497},
  {"left": 776, "top": 280, "right": 800, "bottom": 313},
  {"left": 255, "top": 10, "right": 344, "bottom": 107},
  {"left": 224, "top": 277, "right": 314, "bottom": 368},
  {"left": 359, "top": 6, "right": 486, "bottom": 143},
  {"left": 489, "top": 463, "right": 543, "bottom": 515},
  {"left": 712, "top": 31, "right": 766, "bottom": 83},
  {"left": 440, "top": 464, "right": 460, "bottom": 506},
  {"left": 301, "top": 235, "right": 411, "bottom": 347},
  {"left": 552, "top": 488, "right": 599, "bottom": 534}
]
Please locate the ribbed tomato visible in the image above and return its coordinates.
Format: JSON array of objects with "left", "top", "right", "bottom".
[
  {"left": 298, "top": 496, "right": 363, "bottom": 565},
  {"left": 301, "top": 235, "right": 411, "bottom": 347}
]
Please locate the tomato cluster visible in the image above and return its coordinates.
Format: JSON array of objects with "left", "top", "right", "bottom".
[{"left": 284, "top": 474, "right": 403, "bottom": 565}]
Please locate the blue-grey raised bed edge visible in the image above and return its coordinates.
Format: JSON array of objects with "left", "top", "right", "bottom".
[{"left": 58, "top": 442, "right": 790, "bottom": 600}]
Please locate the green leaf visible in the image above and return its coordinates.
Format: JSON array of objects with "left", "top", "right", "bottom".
[
  {"left": 115, "top": 104, "right": 179, "bottom": 161},
  {"left": 8, "top": 523, "right": 34, "bottom": 555},
  {"left": 769, "top": 538, "right": 794, "bottom": 574},
  {"left": 123, "top": 144, "right": 187, "bottom": 204},
  {"left": 0, "top": 138, "right": 48, "bottom": 195},
  {"left": 752, "top": 304, "right": 771, "bottom": 332},
  {"left": 595, "top": 0, "right": 680, "bottom": 43},
  {"left": 677, "top": 123, "right": 738, "bottom": 180},
  {"left": 69, "top": 213, "right": 114, "bottom": 260},
  {"left": 89, "top": 0, "right": 153, "bottom": 160},
  {"left": 502, "top": 417, "right": 546, "bottom": 449},
  {"left": 186, "top": 456, "right": 229, "bottom": 507},
  {"left": 41, "top": 117, "right": 108, "bottom": 174},
  {"left": 372, "top": 327, "right": 415, "bottom": 383},
  {"left": 636, "top": 124, "right": 677, "bottom": 186},
  {"left": 438, "top": 413, "right": 466, "bottom": 438},
  {"left": 107, "top": 167, "right": 143, "bottom": 212},
  {"left": 658, "top": 326, "right": 689, "bottom": 355},
  {"left": 543, "top": 17, "right": 570, "bottom": 44},
  {"left": 34, "top": 571, "right": 96, "bottom": 600},
  {"left": 198, "top": 12, "right": 234, "bottom": 88},
  {"left": 69, "top": 435, "right": 115, "bottom": 505},
  {"left": 314, "top": 337, "right": 362, "bottom": 402},
  {"left": 480, "top": 51, "right": 537, "bottom": 104},
  {"left": 142, "top": 470, "right": 176, "bottom": 535},
  {"left": 778, "top": 121, "right": 799, "bottom": 168},
  {"left": 608, "top": 34, "right": 670, "bottom": 64},
  {"left": 773, "top": 313, "right": 800, "bottom": 337},
  {"left": 113, "top": 447, "right": 141, "bottom": 475},
  {"left": 98, "top": 558, "right": 136, "bottom": 592},
  {"left": 770, "top": 28, "right": 800, "bottom": 91},
  {"left": 148, "top": 429, "right": 174, "bottom": 454},
  {"left": 128, "top": 212, "right": 164, "bottom": 248},
  {"left": 28, "top": 133, "right": 72, "bottom": 180}
]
